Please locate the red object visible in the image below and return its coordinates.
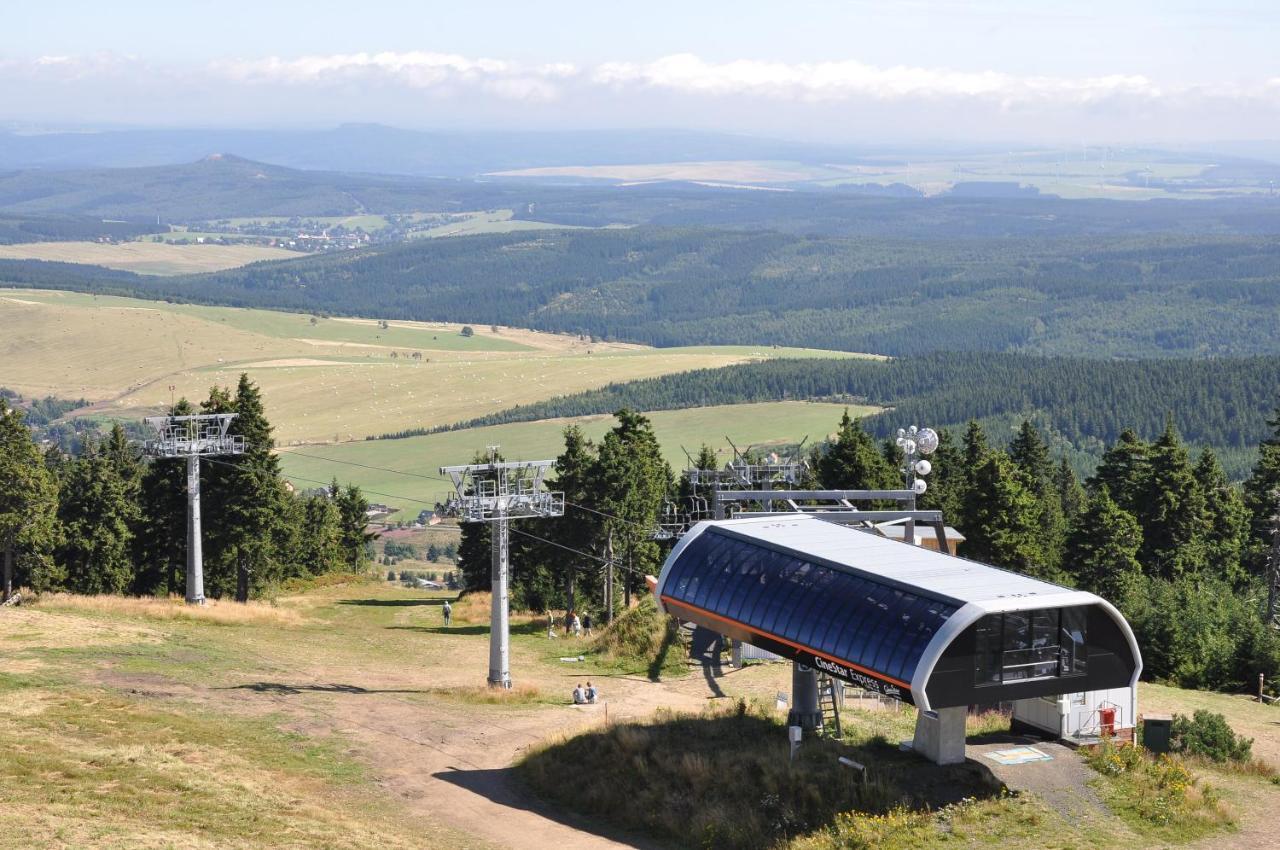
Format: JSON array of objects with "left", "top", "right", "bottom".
[{"left": 1098, "top": 707, "right": 1116, "bottom": 736}]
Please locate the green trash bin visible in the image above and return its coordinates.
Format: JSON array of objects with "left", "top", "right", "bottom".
[{"left": 1142, "top": 713, "right": 1172, "bottom": 754}]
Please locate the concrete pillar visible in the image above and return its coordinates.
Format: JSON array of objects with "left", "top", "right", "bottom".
[
  {"left": 787, "top": 663, "right": 822, "bottom": 731},
  {"left": 487, "top": 512, "right": 512, "bottom": 689},
  {"left": 911, "top": 706, "right": 967, "bottom": 765}
]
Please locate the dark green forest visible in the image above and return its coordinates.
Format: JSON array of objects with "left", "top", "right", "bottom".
[
  {"left": 6, "top": 227, "right": 1280, "bottom": 357},
  {"left": 0, "top": 376, "right": 372, "bottom": 603},
  {"left": 410, "top": 353, "right": 1280, "bottom": 455}
]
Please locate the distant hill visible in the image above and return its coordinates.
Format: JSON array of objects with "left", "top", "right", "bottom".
[
  {"left": 0, "top": 125, "right": 864, "bottom": 176},
  {"left": 0, "top": 155, "right": 527, "bottom": 219}
]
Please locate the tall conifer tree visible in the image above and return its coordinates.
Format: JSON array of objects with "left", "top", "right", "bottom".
[{"left": 0, "top": 400, "right": 58, "bottom": 598}]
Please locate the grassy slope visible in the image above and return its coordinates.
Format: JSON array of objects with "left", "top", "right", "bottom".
[
  {"left": 276, "top": 401, "right": 873, "bottom": 510},
  {"left": 0, "top": 241, "right": 301, "bottom": 274},
  {"left": 3, "top": 584, "right": 1273, "bottom": 849},
  {"left": 0, "top": 288, "right": 863, "bottom": 443}
]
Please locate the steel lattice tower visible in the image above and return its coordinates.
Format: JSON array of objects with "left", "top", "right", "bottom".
[{"left": 143, "top": 414, "right": 244, "bottom": 604}]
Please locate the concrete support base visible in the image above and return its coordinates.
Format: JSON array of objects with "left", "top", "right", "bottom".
[
  {"left": 787, "top": 663, "right": 822, "bottom": 732},
  {"left": 911, "top": 706, "right": 967, "bottom": 765}
]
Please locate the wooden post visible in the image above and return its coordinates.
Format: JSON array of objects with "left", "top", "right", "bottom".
[{"left": 1260, "top": 673, "right": 1266, "bottom": 704}]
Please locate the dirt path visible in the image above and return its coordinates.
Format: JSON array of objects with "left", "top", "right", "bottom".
[{"left": 102, "top": 658, "right": 705, "bottom": 850}]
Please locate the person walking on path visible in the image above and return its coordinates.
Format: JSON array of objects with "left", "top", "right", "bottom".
[{"left": 442, "top": 600, "right": 452, "bottom": 627}]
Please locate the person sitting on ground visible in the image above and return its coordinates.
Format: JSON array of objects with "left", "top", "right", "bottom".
[
  {"left": 585, "top": 681, "right": 598, "bottom": 704},
  {"left": 572, "top": 683, "right": 586, "bottom": 705}
]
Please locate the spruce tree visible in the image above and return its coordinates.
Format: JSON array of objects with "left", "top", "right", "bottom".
[
  {"left": 57, "top": 440, "right": 136, "bottom": 595},
  {"left": 546, "top": 426, "right": 602, "bottom": 616},
  {"left": 223, "top": 375, "right": 288, "bottom": 601},
  {"left": 297, "top": 493, "right": 343, "bottom": 576},
  {"left": 1053, "top": 457, "right": 1086, "bottom": 528},
  {"left": 595, "top": 410, "right": 670, "bottom": 605},
  {"left": 1009, "top": 420, "right": 1054, "bottom": 488},
  {"left": 1064, "top": 487, "right": 1143, "bottom": 603},
  {"left": 333, "top": 482, "right": 375, "bottom": 571},
  {"left": 1008, "top": 420, "right": 1066, "bottom": 576},
  {"left": 956, "top": 420, "right": 991, "bottom": 537},
  {"left": 962, "top": 451, "right": 1052, "bottom": 580},
  {"left": 816, "top": 410, "right": 897, "bottom": 491},
  {"left": 1089, "top": 428, "right": 1149, "bottom": 516},
  {"left": 0, "top": 400, "right": 58, "bottom": 598},
  {"left": 1244, "top": 403, "right": 1280, "bottom": 576},
  {"left": 1137, "top": 421, "right": 1209, "bottom": 578},
  {"left": 136, "top": 399, "right": 192, "bottom": 595},
  {"left": 1194, "top": 448, "right": 1250, "bottom": 584}
]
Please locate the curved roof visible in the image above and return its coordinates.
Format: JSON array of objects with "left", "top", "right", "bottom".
[{"left": 655, "top": 515, "right": 1140, "bottom": 710}]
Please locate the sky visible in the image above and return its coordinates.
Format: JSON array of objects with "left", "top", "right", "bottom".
[{"left": 2, "top": 0, "right": 1279, "bottom": 143}]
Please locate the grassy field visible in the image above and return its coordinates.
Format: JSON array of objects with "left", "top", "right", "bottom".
[
  {"left": 4, "top": 583, "right": 1272, "bottom": 849},
  {"left": 0, "top": 240, "right": 300, "bottom": 274},
  {"left": 409, "top": 209, "right": 596, "bottom": 238},
  {"left": 489, "top": 154, "right": 1245, "bottom": 200},
  {"left": 0, "top": 288, "right": 867, "bottom": 444},
  {"left": 276, "top": 401, "right": 872, "bottom": 510}
]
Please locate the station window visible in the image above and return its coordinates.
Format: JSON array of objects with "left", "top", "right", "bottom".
[{"left": 973, "top": 607, "right": 1089, "bottom": 687}]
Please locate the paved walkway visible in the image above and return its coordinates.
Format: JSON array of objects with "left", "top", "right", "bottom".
[{"left": 967, "top": 735, "right": 1106, "bottom": 818}]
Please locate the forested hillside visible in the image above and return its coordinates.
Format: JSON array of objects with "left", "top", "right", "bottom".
[
  {"left": 8, "top": 226, "right": 1280, "bottom": 357},
  {"left": 426, "top": 353, "right": 1280, "bottom": 446}
]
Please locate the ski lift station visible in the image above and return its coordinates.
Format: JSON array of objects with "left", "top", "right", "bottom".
[{"left": 654, "top": 514, "right": 1141, "bottom": 764}]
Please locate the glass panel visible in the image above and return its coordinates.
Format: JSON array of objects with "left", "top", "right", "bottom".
[
  {"left": 1001, "top": 612, "right": 1032, "bottom": 682},
  {"left": 789, "top": 566, "right": 836, "bottom": 645},
  {"left": 974, "top": 614, "right": 1003, "bottom": 686},
  {"left": 811, "top": 577, "right": 866, "bottom": 657},
  {"left": 1060, "top": 606, "right": 1088, "bottom": 675},
  {"left": 721, "top": 549, "right": 766, "bottom": 619}
]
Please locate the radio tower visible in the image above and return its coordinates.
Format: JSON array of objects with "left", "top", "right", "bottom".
[
  {"left": 143, "top": 414, "right": 244, "bottom": 604},
  {"left": 438, "top": 447, "right": 563, "bottom": 688}
]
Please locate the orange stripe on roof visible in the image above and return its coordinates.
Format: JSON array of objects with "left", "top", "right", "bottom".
[{"left": 661, "top": 595, "right": 911, "bottom": 690}]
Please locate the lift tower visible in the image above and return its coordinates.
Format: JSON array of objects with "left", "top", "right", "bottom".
[
  {"left": 143, "top": 413, "right": 244, "bottom": 604},
  {"left": 438, "top": 447, "right": 563, "bottom": 689}
]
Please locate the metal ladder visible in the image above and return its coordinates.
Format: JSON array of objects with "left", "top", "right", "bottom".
[{"left": 817, "top": 674, "right": 842, "bottom": 738}]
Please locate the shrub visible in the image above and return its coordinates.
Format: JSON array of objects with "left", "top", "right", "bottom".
[{"left": 1170, "top": 710, "right": 1253, "bottom": 763}]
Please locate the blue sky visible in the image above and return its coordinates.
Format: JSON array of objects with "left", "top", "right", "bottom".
[{"left": 3, "top": 1, "right": 1278, "bottom": 141}]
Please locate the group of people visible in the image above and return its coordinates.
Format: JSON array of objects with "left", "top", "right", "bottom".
[
  {"left": 547, "top": 609, "right": 593, "bottom": 639},
  {"left": 572, "top": 681, "right": 599, "bottom": 704}
]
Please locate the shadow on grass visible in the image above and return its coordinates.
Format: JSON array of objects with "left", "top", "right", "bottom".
[
  {"left": 337, "top": 597, "right": 454, "bottom": 607},
  {"left": 517, "top": 707, "right": 1006, "bottom": 850},
  {"left": 219, "top": 682, "right": 428, "bottom": 695},
  {"left": 386, "top": 624, "right": 489, "bottom": 636},
  {"left": 688, "top": 626, "right": 725, "bottom": 695},
  {"left": 434, "top": 765, "right": 665, "bottom": 850}
]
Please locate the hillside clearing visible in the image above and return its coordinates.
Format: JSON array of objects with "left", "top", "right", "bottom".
[
  {"left": 276, "top": 401, "right": 873, "bottom": 509},
  {"left": 0, "top": 288, "right": 865, "bottom": 443},
  {"left": 0, "top": 240, "right": 300, "bottom": 274}
]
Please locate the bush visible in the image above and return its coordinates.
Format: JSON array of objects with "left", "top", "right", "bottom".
[{"left": 1170, "top": 710, "right": 1253, "bottom": 763}]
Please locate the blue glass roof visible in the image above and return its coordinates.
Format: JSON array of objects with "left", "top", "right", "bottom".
[{"left": 661, "top": 526, "right": 959, "bottom": 685}]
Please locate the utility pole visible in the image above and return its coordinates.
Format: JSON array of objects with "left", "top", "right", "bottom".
[
  {"left": 438, "top": 447, "right": 563, "bottom": 689},
  {"left": 143, "top": 414, "right": 244, "bottom": 604}
]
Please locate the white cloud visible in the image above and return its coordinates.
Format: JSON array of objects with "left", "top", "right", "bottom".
[{"left": 593, "top": 54, "right": 1163, "bottom": 105}]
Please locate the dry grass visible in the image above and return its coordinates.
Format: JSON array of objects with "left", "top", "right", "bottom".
[
  {"left": 430, "top": 683, "right": 549, "bottom": 705},
  {"left": 34, "top": 593, "right": 306, "bottom": 627},
  {"left": 0, "top": 240, "right": 300, "bottom": 274}
]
